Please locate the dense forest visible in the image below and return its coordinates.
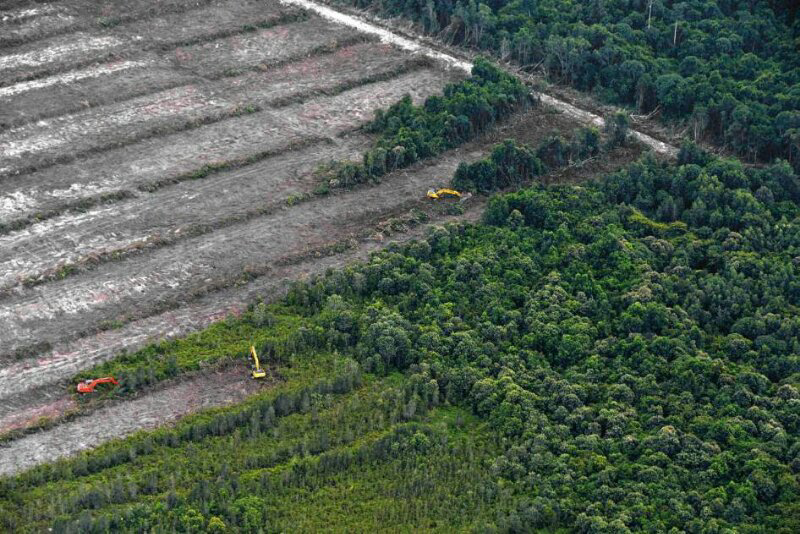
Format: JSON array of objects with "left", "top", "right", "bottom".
[
  {"left": 4, "top": 142, "right": 798, "bottom": 531},
  {"left": 335, "top": 0, "right": 800, "bottom": 167}
]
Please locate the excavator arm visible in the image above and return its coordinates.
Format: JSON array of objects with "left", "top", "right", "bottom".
[{"left": 250, "top": 345, "right": 266, "bottom": 379}]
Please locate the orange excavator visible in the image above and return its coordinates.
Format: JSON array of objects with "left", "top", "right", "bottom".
[{"left": 77, "top": 376, "right": 119, "bottom": 394}]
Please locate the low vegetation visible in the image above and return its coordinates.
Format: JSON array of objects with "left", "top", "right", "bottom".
[
  {"left": 2, "top": 359, "right": 502, "bottom": 532},
  {"left": 74, "top": 307, "right": 303, "bottom": 396},
  {"left": 317, "top": 58, "right": 533, "bottom": 190}
]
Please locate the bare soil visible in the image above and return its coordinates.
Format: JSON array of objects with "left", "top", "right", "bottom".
[
  {"left": 0, "top": 0, "right": 225, "bottom": 48},
  {"left": 0, "top": 21, "right": 373, "bottom": 175},
  {"left": 0, "top": 0, "right": 301, "bottom": 85},
  {"left": 0, "top": 385, "right": 76, "bottom": 435},
  {"left": 0, "top": 133, "right": 372, "bottom": 292},
  {"left": 0, "top": 58, "right": 452, "bottom": 230},
  {"left": 0, "top": 68, "right": 453, "bottom": 295}
]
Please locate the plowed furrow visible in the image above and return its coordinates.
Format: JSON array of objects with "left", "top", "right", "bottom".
[
  {"left": 0, "top": 20, "right": 366, "bottom": 176},
  {"left": 0, "top": 0, "right": 222, "bottom": 48},
  {"left": 0, "top": 4, "right": 77, "bottom": 49},
  {"left": 0, "top": 134, "right": 371, "bottom": 291},
  {"left": 0, "top": 68, "right": 455, "bottom": 357},
  {"left": 0, "top": 44, "right": 445, "bottom": 231},
  {"left": 0, "top": 16, "right": 379, "bottom": 129},
  {"left": 0, "top": 0, "right": 300, "bottom": 85},
  {"left": 0, "top": 58, "right": 198, "bottom": 128}
]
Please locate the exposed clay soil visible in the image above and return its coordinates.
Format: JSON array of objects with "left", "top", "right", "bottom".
[{"left": 0, "top": 0, "right": 654, "bottom": 474}]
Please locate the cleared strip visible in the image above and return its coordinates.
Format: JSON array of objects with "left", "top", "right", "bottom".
[
  {"left": 0, "top": 69, "right": 454, "bottom": 356},
  {"left": 0, "top": 60, "right": 149, "bottom": 98},
  {"left": 0, "top": 0, "right": 298, "bottom": 85},
  {"left": 0, "top": 84, "right": 212, "bottom": 159},
  {"left": 0, "top": 5, "right": 60, "bottom": 23},
  {"left": 0, "top": 135, "right": 369, "bottom": 291},
  {"left": 0, "top": 34, "right": 126, "bottom": 71},
  {"left": 0, "top": 20, "right": 362, "bottom": 170},
  {"left": 0, "top": 368, "right": 261, "bottom": 477}
]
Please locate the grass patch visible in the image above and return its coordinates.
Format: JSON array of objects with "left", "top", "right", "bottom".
[{"left": 74, "top": 306, "right": 306, "bottom": 396}]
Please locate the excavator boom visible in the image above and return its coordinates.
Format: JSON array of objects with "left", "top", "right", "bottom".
[{"left": 250, "top": 345, "right": 266, "bottom": 379}]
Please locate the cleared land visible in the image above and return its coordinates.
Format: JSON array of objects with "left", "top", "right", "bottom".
[
  {"left": 0, "top": 1, "right": 467, "bottom": 454},
  {"left": 0, "top": 367, "right": 267, "bottom": 477},
  {"left": 0, "top": 0, "right": 654, "bottom": 472}
]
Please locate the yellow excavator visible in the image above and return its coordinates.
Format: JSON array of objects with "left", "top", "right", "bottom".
[
  {"left": 427, "top": 188, "right": 461, "bottom": 200},
  {"left": 250, "top": 345, "right": 266, "bottom": 379}
]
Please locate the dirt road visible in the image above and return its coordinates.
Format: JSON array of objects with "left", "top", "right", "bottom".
[{"left": 281, "top": 0, "right": 678, "bottom": 157}]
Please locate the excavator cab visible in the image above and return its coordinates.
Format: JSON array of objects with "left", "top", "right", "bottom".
[
  {"left": 427, "top": 188, "right": 462, "bottom": 200},
  {"left": 77, "top": 376, "right": 119, "bottom": 393},
  {"left": 250, "top": 345, "right": 266, "bottom": 379}
]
